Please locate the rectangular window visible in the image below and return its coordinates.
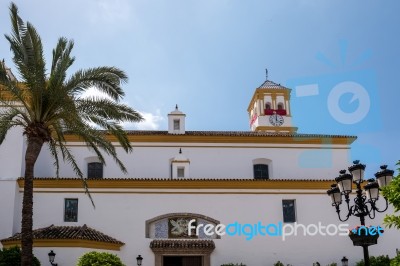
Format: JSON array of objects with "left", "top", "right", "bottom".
[
  {"left": 282, "top": 199, "right": 296, "bottom": 223},
  {"left": 177, "top": 167, "right": 185, "bottom": 178},
  {"left": 64, "top": 198, "right": 78, "bottom": 222},
  {"left": 253, "top": 164, "right": 269, "bottom": 179},
  {"left": 173, "top": 119, "right": 180, "bottom": 130},
  {"left": 88, "top": 162, "right": 103, "bottom": 179}
]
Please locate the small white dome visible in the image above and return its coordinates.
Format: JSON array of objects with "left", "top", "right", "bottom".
[{"left": 169, "top": 104, "right": 184, "bottom": 115}]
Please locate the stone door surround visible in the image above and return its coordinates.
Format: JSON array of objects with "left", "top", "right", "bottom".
[{"left": 150, "top": 239, "right": 215, "bottom": 266}]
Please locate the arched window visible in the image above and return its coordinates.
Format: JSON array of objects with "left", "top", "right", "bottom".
[
  {"left": 87, "top": 162, "right": 103, "bottom": 179},
  {"left": 265, "top": 102, "right": 272, "bottom": 110},
  {"left": 253, "top": 164, "right": 269, "bottom": 179},
  {"left": 277, "top": 103, "right": 284, "bottom": 110}
]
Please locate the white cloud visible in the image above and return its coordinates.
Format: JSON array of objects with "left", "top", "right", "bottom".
[
  {"left": 123, "top": 109, "right": 164, "bottom": 130},
  {"left": 80, "top": 87, "right": 112, "bottom": 99},
  {"left": 79, "top": 88, "right": 164, "bottom": 130}
]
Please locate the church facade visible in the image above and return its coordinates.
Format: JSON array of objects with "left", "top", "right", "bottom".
[{"left": 0, "top": 76, "right": 399, "bottom": 266}]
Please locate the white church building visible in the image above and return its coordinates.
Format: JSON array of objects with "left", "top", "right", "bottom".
[{"left": 0, "top": 75, "right": 399, "bottom": 266}]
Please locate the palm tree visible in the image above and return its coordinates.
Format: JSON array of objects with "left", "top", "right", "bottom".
[{"left": 0, "top": 3, "right": 143, "bottom": 265}]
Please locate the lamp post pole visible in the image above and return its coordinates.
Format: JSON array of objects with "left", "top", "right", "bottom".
[
  {"left": 355, "top": 180, "right": 369, "bottom": 265},
  {"left": 327, "top": 161, "right": 394, "bottom": 266}
]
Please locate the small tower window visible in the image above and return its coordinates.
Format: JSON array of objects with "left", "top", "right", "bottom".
[
  {"left": 88, "top": 162, "right": 103, "bottom": 179},
  {"left": 253, "top": 164, "right": 269, "bottom": 179},
  {"left": 173, "top": 119, "right": 180, "bottom": 130},
  {"left": 277, "top": 103, "right": 284, "bottom": 110},
  {"left": 265, "top": 102, "right": 271, "bottom": 110},
  {"left": 177, "top": 167, "right": 185, "bottom": 178}
]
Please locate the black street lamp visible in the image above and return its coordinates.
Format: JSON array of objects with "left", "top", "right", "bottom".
[
  {"left": 341, "top": 256, "right": 348, "bottom": 266},
  {"left": 48, "top": 250, "right": 58, "bottom": 266},
  {"left": 327, "top": 161, "right": 393, "bottom": 266},
  {"left": 136, "top": 255, "right": 143, "bottom": 266}
]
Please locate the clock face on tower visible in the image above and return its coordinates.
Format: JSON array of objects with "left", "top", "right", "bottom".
[{"left": 269, "top": 113, "right": 284, "bottom": 126}]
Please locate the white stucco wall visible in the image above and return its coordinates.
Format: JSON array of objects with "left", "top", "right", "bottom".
[
  {"left": 0, "top": 126, "right": 24, "bottom": 180},
  {"left": 0, "top": 121, "right": 374, "bottom": 266},
  {"left": 33, "top": 142, "right": 351, "bottom": 180},
  {"left": 9, "top": 190, "right": 399, "bottom": 266},
  {"left": 0, "top": 180, "right": 19, "bottom": 246}
]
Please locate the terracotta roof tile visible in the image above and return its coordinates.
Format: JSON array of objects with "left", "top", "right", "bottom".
[
  {"left": 257, "top": 80, "right": 290, "bottom": 89},
  {"left": 1, "top": 224, "right": 124, "bottom": 245},
  {"left": 63, "top": 129, "right": 356, "bottom": 139},
  {"left": 120, "top": 130, "right": 356, "bottom": 139}
]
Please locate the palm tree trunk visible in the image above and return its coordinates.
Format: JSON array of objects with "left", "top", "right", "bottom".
[{"left": 21, "top": 136, "right": 44, "bottom": 266}]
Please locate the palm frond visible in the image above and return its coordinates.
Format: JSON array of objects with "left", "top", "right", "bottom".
[
  {"left": 65, "top": 67, "right": 128, "bottom": 101},
  {"left": 57, "top": 141, "right": 95, "bottom": 207},
  {"left": 76, "top": 97, "right": 143, "bottom": 122},
  {"left": 49, "top": 38, "right": 75, "bottom": 91},
  {"left": 0, "top": 108, "right": 23, "bottom": 144},
  {"left": 47, "top": 139, "right": 60, "bottom": 177}
]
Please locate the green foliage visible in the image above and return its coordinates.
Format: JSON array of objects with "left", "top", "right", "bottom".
[
  {"left": 382, "top": 161, "right": 400, "bottom": 230},
  {"left": 273, "top": 261, "right": 285, "bottom": 266},
  {"left": 391, "top": 252, "right": 400, "bottom": 266},
  {"left": 326, "top": 263, "right": 337, "bottom": 266},
  {"left": 76, "top": 251, "right": 125, "bottom": 266},
  {"left": 384, "top": 215, "right": 400, "bottom": 229},
  {"left": 0, "top": 246, "right": 40, "bottom": 266},
  {"left": 355, "top": 255, "right": 391, "bottom": 266}
]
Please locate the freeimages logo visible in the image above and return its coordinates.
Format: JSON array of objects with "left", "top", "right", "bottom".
[
  {"left": 286, "top": 40, "right": 382, "bottom": 167},
  {"left": 287, "top": 70, "right": 379, "bottom": 134},
  {"left": 187, "top": 220, "right": 349, "bottom": 241},
  {"left": 350, "top": 225, "right": 384, "bottom": 236}
]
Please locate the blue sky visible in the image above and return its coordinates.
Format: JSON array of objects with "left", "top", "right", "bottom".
[{"left": 1, "top": 1, "right": 399, "bottom": 176}]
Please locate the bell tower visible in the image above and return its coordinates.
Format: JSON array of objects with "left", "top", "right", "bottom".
[{"left": 247, "top": 70, "right": 297, "bottom": 133}]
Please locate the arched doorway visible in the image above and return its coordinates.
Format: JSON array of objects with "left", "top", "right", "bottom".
[
  {"left": 163, "top": 256, "right": 202, "bottom": 266},
  {"left": 146, "top": 213, "right": 219, "bottom": 266}
]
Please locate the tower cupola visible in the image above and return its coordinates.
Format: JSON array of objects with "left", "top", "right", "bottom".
[
  {"left": 247, "top": 70, "right": 297, "bottom": 133},
  {"left": 168, "top": 105, "right": 186, "bottom": 134}
]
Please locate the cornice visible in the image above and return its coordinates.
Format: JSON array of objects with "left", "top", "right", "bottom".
[
  {"left": 18, "top": 178, "right": 336, "bottom": 190},
  {"left": 63, "top": 134, "right": 356, "bottom": 145}
]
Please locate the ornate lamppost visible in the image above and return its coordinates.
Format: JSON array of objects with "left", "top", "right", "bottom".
[
  {"left": 327, "top": 160, "right": 394, "bottom": 266},
  {"left": 48, "top": 250, "right": 58, "bottom": 266},
  {"left": 136, "top": 255, "right": 143, "bottom": 266},
  {"left": 341, "top": 256, "right": 348, "bottom": 266}
]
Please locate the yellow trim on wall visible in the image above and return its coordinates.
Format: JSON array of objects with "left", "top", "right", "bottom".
[
  {"left": 0, "top": 91, "right": 19, "bottom": 101},
  {"left": 1, "top": 239, "right": 123, "bottom": 250},
  {"left": 63, "top": 134, "right": 355, "bottom": 145},
  {"left": 64, "top": 144, "right": 350, "bottom": 149},
  {"left": 27, "top": 190, "right": 331, "bottom": 195},
  {"left": 18, "top": 178, "right": 335, "bottom": 190}
]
